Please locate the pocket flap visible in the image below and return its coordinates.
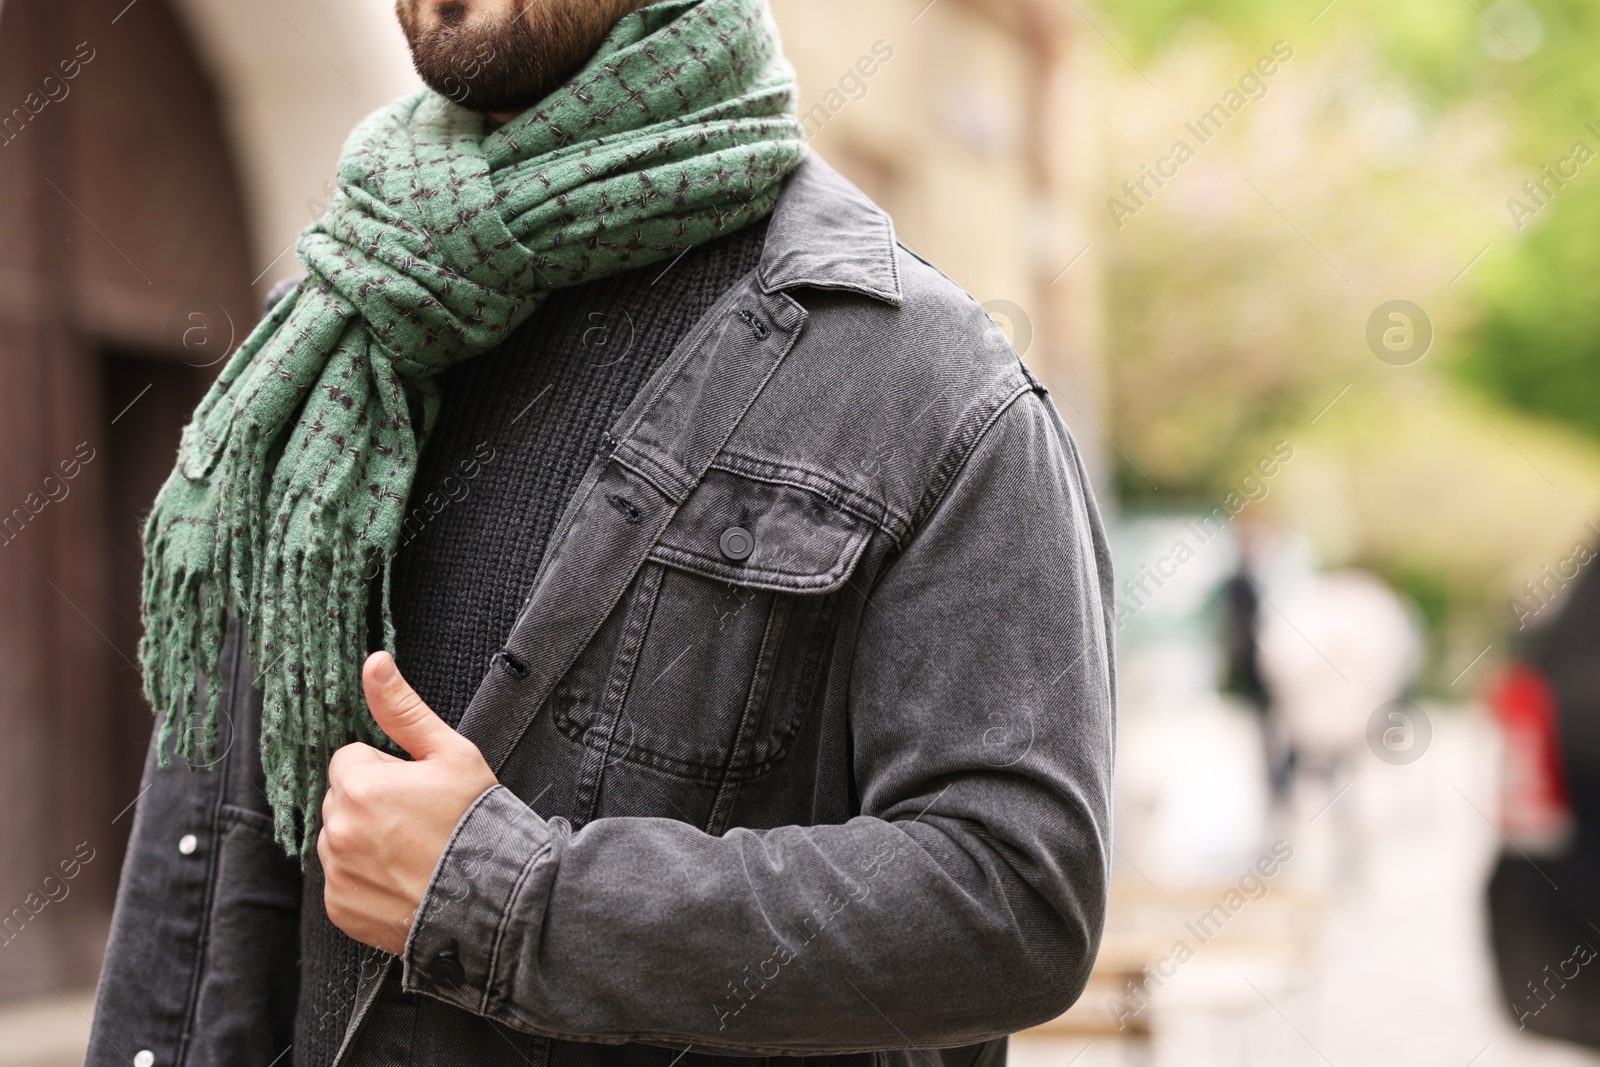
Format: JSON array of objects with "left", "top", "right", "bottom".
[{"left": 649, "top": 467, "right": 873, "bottom": 594}]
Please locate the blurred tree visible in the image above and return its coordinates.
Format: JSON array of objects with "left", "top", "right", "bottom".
[
  {"left": 1100, "top": 0, "right": 1600, "bottom": 447},
  {"left": 1462, "top": 163, "right": 1600, "bottom": 442},
  {"left": 1077, "top": 0, "right": 1600, "bottom": 676}
]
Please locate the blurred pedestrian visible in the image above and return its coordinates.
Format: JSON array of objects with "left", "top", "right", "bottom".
[
  {"left": 1258, "top": 569, "right": 1422, "bottom": 796},
  {"left": 1220, "top": 523, "right": 1295, "bottom": 808}
]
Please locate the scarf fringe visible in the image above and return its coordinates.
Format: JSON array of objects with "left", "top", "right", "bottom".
[{"left": 139, "top": 370, "right": 377, "bottom": 857}]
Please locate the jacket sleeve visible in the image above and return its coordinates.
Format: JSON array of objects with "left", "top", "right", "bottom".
[
  {"left": 86, "top": 622, "right": 303, "bottom": 1067},
  {"left": 399, "top": 387, "right": 1117, "bottom": 1054}
]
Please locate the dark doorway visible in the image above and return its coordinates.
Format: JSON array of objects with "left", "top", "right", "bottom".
[{"left": 102, "top": 353, "right": 213, "bottom": 863}]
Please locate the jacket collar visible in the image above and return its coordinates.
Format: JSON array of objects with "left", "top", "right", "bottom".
[{"left": 757, "top": 153, "right": 903, "bottom": 307}]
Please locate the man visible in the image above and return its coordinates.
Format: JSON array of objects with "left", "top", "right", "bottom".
[{"left": 88, "top": 1, "right": 1116, "bottom": 1065}]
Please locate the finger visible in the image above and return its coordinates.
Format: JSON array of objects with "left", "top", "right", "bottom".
[
  {"left": 362, "top": 650, "right": 459, "bottom": 761},
  {"left": 331, "top": 741, "right": 402, "bottom": 767},
  {"left": 327, "top": 741, "right": 402, "bottom": 789}
]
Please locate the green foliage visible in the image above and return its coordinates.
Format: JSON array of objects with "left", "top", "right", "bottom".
[
  {"left": 1101, "top": 0, "right": 1485, "bottom": 100},
  {"left": 1460, "top": 189, "right": 1600, "bottom": 442},
  {"left": 1097, "top": 0, "right": 1600, "bottom": 447},
  {"left": 1452, "top": 0, "right": 1600, "bottom": 443}
]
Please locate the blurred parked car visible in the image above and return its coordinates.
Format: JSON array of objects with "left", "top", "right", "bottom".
[{"left": 1487, "top": 557, "right": 1600, "bottom": 1047}]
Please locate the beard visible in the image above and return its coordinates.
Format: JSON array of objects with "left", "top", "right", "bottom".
[{"left": 396, "top": 0, "right": 640, "bottom": 115}]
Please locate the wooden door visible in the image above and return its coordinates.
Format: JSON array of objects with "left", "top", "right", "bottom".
[{"left": 0, "top": 0, "right": 255, "bottom": 998}]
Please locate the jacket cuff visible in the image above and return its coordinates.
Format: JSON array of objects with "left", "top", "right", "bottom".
[{"left": 401, "top": 784, "right": 553, "bottom": 1013}]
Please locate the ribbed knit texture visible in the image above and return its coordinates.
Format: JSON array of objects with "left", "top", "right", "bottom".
[{"left": 295, "top": 217, "right": 769, "bottom": 1067}]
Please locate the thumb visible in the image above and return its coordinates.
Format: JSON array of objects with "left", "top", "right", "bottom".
[{"left": 362, "top": 651, "right": 458, "bottom": 761}]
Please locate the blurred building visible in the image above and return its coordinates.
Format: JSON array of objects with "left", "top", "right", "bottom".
[{"left": 0, "top": 0, "right": 1104, "bottom": 1000}]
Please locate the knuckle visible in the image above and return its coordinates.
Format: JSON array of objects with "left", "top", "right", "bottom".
[
  {"left": 322, "top": 810, "right": 355, "bottom": 852},
  {"left": 342, "top": 776, "right": 371, "bottom": 808},
  {"left": 328, "top": 743, "right": 363, "bottom": 778}
]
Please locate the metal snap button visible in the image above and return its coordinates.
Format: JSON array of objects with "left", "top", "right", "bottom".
[
  {"left": 178, "top": 834, "right": 198, "bottom": 856},
  {"left": 719, "top": 526, "right": 754, "bottom": 562},
  {"left": 429, "top": 947, "right": 466, "bottom": 987},
  {"left": 134, "top": 1052, "right": 155, "bottom": 1067}
]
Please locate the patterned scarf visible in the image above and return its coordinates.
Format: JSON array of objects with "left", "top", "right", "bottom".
[{"left": 139, "top": 0, "right": 805, "bottom": 856}]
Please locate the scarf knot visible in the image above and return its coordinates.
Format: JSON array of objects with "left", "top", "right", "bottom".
[{"left": 140, "top": 0, "right": 805, "bottom": 858}]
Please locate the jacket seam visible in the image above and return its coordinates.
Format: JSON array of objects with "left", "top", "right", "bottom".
[
  {"left": 706, "top": 587, "right": 788, "bottom": 834},
  {"left": 406, "top": 785, "right": 504, "bottom": 965},
  {"left": 907, "top": 375, "right": 1033, "bottom": 532},
  {"left": 650, "top": 537, "right": 867, "bottom": 591},
  {"left": 483, "top": 833, "right": 553, "bottom": 1015},
  {"left": 573, "top": 561, "right": 664, "bottom": 828},
  {"left": 611, "top": 445, "right": 693, "bottom": 506},
  {"left": 613, "top": 271, "right": 764, "bottom": 448},
  {"left": 175, "top": 623, "right": 245, "bottom": 1066},
  {"left": 546, "top": 716, "right": 805, "bottom": 783},
  {"left": 216, "top": 802, "right": 276, "bottom": 838},
  {"left": 707, "top": 449, "right": 906, "bottom": 539}
]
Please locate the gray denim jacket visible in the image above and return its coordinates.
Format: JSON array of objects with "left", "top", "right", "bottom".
[{"left": 86, "top": 155, "right": 1117, "bottom": 1067}]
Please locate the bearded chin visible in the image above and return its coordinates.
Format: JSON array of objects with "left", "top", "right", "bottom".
[
  {"left": 407, "top": 24, "right": 557, "bottom": 113},
  {"left": 398, "top": 0, "right": 632, "bottom": 116}
]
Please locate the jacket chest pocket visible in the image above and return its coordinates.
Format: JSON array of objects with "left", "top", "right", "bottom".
[{"left": 552, "top": 467, "right": 873, "bottom": 823}]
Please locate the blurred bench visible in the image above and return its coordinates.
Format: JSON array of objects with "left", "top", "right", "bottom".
[{"left": 1021, "top": 879, "right": 1326, "bottom": 1053}]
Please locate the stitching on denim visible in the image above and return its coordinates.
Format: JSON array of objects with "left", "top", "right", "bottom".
[
  {"left": 884, "top": 212, "right": 902, "bottom": 297},
  {"left": 172, "top": 619, "right": 245, "bottom": 1066},
  {"left": 755, "top": 196, "right": 902, "bottom": 306},
  {"left": 570, "top": 562, "right": 665, "bottom": 826},
  {"left": 401, "top": 786, "right": 507, "bottom": 1013},
  {"left": 216, "top": 803, "right": 277, "bottom": 838},
  {"left": 611, "top": 444, "right": 693, "bottom": 505},
  {"left": 738, "top": 308, "right": 771, "bottom": 339},
  {"left": 548, "top": 678, "right": 810, "bottom": 785},
  {"left": 410, "top": 784, "right": 503, "bottom": 963},
  {"left": 650, "top": 540, "right": 866, "bottom": 592},
  {"left": 906, "top": 374, "right": 1031, "bottom": 531},
  {"left": 706, "top": 450, "right": 906, "bottom": 539},
  {"left": 483, "top": 820, "right": 551, "bottom": 1016},
  {"left": 706, "top": 585, "right": 789, "bottom": 834},
  {"left": 612, "top": 270, "right": 764, "bottom": 447},
  {"left": 767, "top": 277, "right": 901, "bottom": 304}
]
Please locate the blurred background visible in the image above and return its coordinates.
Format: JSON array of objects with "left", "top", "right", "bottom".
[{"left": 3, "top": 0, "right": 1600, "bottom": 1063}]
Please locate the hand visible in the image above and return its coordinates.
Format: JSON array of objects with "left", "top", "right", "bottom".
[{"left": 319, "top": 651, "right": 499, "bottom": 955}]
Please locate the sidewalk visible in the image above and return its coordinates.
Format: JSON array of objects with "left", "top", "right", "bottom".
[{"left": 1015, "top": 708, "right": 1600, "bottom": 1067}]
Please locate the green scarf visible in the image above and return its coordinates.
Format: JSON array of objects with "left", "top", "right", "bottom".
[{"left": 140, "top": 0, "right": 805, "bottom": 856}]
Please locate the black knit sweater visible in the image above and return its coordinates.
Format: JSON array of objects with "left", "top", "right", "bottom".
[
  {"left": 392, "top": 216, "right": 770, "bottom": 727},
  {"left": 295, "top": 218, "right": 770, "bottom": 1067}
]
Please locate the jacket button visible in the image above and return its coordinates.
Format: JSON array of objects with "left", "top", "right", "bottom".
[
  {"left": 429, "top": 948, "right": 466, "bottom": 987},
  {"left": 719, "top": 526, "right": 754, "bottom": 562},
  {"left": 134, "top": 1052, "right": 155, "bottom": 1067},
  {"left": 178, "top": 834, "right": 198, "bottom": 856}
]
